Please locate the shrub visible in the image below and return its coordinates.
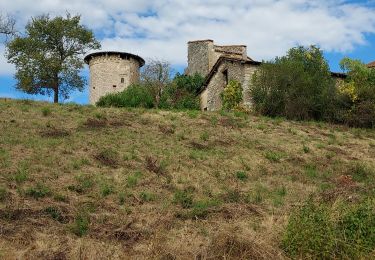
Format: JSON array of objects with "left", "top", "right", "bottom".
[
  {"left": 159, "top": 73, "right": 204, "bottom": 110},
  {"left": 41, "top": 107, "right": 51, "bottom": 116},
  {"left": 96, "top": 84, "right": 154, "bottom": 108},
  {"left": 221, "top": 80, "right": 243, "bottom": 110},
  {"left": 236, "top": 171, "right": 248, "bottom": 181},
  {"left": 251, "top": 46, "right": 336, "bottom": 121}
]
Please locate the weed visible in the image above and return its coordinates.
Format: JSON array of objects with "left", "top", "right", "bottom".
[
  {"left": 0, "top": 186, "right": 7, "bottom": 201},
  {"left": 127, "top": 171, "right": 142, "bottom": 188},
  {"left": 305, "top": 164, "right": 319, "bottom": 179},
  {"left": 71, "top": 211, "right": 90, "bottom": 237},
  {"left": 200, "top": 131, "right": 209, "bottom": 142},
  {"left": 303, "top": 145, "right": 310, "bottom": 153},
  {"left": 186, "top": 110, "right": 199, "bottom": 118},
  {"left": 145, "top": 156, "right": 165, "bottom": 175},
  {"left": 174, "top": 189, "right": 194, "bottom": 208},
  {"left": 44, "top": 206, "right": 65, "bottom": 223},
  {"left": 140, "top": 191, "right": 156, "bottom": 202},
  {"left": 350, "top": 162, "right": 374, "bottom": 183},
  {"left": 53, "top": 193, "right": 68, "bottom": 202},
  {"left": 264, "top": 151, "right": 284, "bottom": 162},
  {"left": 41, "top": 107, "right": 51, "bottom": 116},
  {"left": 25, "top": 183, "right": 51, "bottom": 199},
  {"left": 71, "top": 158, "right": 90, "bottom": 170},
  {"left": 100, "top": 181, "right": 114, "bottom": 197},
  {"left": 14, "top": 165, "right": 28, "bottom": 184},
  {"left": 95, "top": 148, "right": 119, "bottom": 167},
  {"left": 68, "top": 174, "right": 94, "bottom": 193},
  {"left": 235, "top": 171, "right": 248, "bottom": 181}
]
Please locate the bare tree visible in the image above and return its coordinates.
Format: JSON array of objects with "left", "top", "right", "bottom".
[
  {"left": 0, "top": 14, "right": 16, "bottom": 38},
  {"left": 141, "top": 59, "right": 172, "bottom": 107}
]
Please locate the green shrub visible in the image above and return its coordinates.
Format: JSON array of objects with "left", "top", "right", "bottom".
[
  {"left": 220, "top": 80, "right": 243, "bottom": 110},
  {"left": 251, "top": 46, "right": 336, "bottom": 121},
  {"left": 159, "top": 73, "right": 203, "bottom": 110},
  {"left": 96, "top": 84, "right": 154, "bottom": 108},
  {"left": 282, "top": 198, "right": 375, "bottom": 258}
]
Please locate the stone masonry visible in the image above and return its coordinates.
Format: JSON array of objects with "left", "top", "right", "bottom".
[{"left": 84, "top": 52, "right": 145, "bottom": 105}]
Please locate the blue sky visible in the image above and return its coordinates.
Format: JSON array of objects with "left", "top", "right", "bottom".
[{"left": 1, "top": 0, "right": 375, "bottom": 104}]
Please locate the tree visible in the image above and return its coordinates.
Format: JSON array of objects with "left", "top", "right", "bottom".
[
  {"left": 338, "top": 58, "right": 375, "bottom": 127},
  {"left": 6, "top": 13, "right": 100, "bottom": 103},
  {"left": 251, "top": 46, "right": 335, "bottom": 121},
  {"left": 0, "top": 14, "right": 15, "bottom": 37},
  {"left": 141, "top": 59, "right": 171, "bottom": 107}
]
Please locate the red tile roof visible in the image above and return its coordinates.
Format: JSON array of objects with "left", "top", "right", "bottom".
[{"left": 367, "top": 61, "right": 375, "bottom": 68}]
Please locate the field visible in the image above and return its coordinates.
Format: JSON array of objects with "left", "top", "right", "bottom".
[{"left": 0, "top": 98, "right": 374, "bottom": 259}]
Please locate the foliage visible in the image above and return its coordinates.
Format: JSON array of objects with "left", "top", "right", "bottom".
[
  {"left": 141, "top": 59, "right": 171, "bottom": 107},
  {"left": 98, "top": 74, "right": 204, "bottom": 110},
  {"left": 71, "top": 211, "right": 90, "bottom": 237},
  {"left": 282, "top": 198, "right": 375, "bottom": 259},
  {"left": 159, "top": 73, "right": 204, "bottom": 110},
  {"left": 251, "top": 46, "right": 336, "bottom": 121},
  {"left": 220, "top": 80, "right": 243, "bottom": 110},
  {"left": 6, "top": 13, "right": 100, "bottom": 103},
  {"left": 338, "top": 58, "right": 375, "bottom": 128},
  {"left": 96, "top": 84, "right": 154, "bottom": 108}
]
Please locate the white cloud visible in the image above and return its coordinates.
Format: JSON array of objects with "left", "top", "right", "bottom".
[{"left": 0, "top": 0, "right": 374, "bottom": 74}]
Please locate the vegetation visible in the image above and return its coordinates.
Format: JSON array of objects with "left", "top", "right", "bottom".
[
  {"left": 97, "top": 73, "right": 204, "bottom": 110},
  {"left": 221, "top": 80, "right": 243, "bottom": 110},
  {"left": 251, "top": 46, "right": 336, "bottom": 121},
  {"left": 338, "top": 58, "right": 375, "bottom": 128},
  {"left": 251, "top": 46, "right": 375, "bottom": 128},
  {"left": 0, "top": 98, "right": 374, "bottom": 259},
  {"left": 0, "top": 13, "right": 15, "bottom": 38},
  {"left": 6, "top": 13, "right": 100, "bottom": 103}
]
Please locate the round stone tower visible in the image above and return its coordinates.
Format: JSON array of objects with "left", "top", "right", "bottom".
[{"left": 84, "top": 51, "right": 145, "bottom": 105}]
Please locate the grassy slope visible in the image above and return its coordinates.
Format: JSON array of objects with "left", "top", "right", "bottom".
[{"left": 0, "top": 98, "right": 374, "bottom": 259}]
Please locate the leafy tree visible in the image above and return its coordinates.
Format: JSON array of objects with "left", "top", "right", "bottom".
[
  {"left": 251, "top": 46, "right": 335, "bottom": 121},
  {"left": 160, "top": 73, "right": 204, "bottom": 110},
  {"left": 339, "top": 58, "right": 375, "bottom": 127},
  {"left": 221, "top": 80, "right": 243, "bottom": 110},
  {"left": 141, "top": 59, "right": 171, "bottom": 107},
  {"left": 6, "top": 13, "right": 100, "bottom": 103}
]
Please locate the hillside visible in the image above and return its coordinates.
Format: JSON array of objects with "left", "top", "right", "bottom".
[{"left": 0, "top": 98, "right": 374, "bottom": 259}]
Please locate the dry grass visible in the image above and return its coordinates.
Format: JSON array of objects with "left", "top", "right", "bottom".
[{"left": 0, "top": 98, "right": 374, "bottom": 259}]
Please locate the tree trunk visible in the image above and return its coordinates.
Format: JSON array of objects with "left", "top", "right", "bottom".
[{"left": 53, "top": 88, "right": 58, "bottom": 103}]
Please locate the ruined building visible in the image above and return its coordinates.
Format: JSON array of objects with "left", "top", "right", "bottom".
[{"left": 84, "top": 51, "right": 145, "bottom": 105}]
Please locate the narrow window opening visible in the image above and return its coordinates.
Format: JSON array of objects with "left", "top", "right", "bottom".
[
  {"left": 121, "top": 78, "right": 124, "bottom": 83},
  {"left": 93, "top": 87, "right": 95, "bottom": 89},
  {"left": 223, "top": 69, "right": 228, "bottom": 86},
  {"left": 204, "top": 107, "right": 208, "bottom": 111},
  {"left": 113, "top": 85, "right": 116, "bottom": 88}
]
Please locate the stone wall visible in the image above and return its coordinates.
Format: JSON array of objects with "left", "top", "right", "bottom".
[
  {"left": 202, "top": 60, "right": 259, "bottom": 111},
  {"left": 88, "top": 55, "right": 141, "bottom": 105}
]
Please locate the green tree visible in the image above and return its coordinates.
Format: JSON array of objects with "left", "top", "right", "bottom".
[
  {"left": 251, "top": 46, "right": 335, "bottom": 121},
  {"left": 6, "top": 13, "right": 100, "bottom": 103},
  {"left": 339, "top": 58, "right": 375, "bottom": 127}
]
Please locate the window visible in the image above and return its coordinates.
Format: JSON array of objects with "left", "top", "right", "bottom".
[
  {"left": 121, "top": 78, "right": 124, "bottom": 83},
  {"left": 113, "top": 85, "right": 116, "bottom": 88},
  {"left": 93, "top": 87, "right": 95, "bottom": 89},
  {"left": 223, "top": 69, "right": 228, "bottom": 85}
]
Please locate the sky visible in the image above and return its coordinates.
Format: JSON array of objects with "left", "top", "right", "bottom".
[{"left": 0, "top": 0, "right": 375, "bottom": 104}]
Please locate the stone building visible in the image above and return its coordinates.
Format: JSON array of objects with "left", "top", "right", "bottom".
[
  {"left": 187, "top": 39, "right": 346, "bottom": 111},
  {"left": 84, "top": 51, "right": 145, "bottom": 105}
]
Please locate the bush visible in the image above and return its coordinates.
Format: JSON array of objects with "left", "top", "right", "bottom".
[
  {"left": 159, "top": 73, "right": 204, "bottom": 110},
  {"left": 251, "top": 46, "right": 336, "bottom": 121},
  {"left": 96, "top": 84, "right": 154, "bottom": 108},
  {"left": 221, "top": 80, "right": 243, "bottom": 110},
  {"left": 282, "top": 198, "right": 375, "bottom": 258}
]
